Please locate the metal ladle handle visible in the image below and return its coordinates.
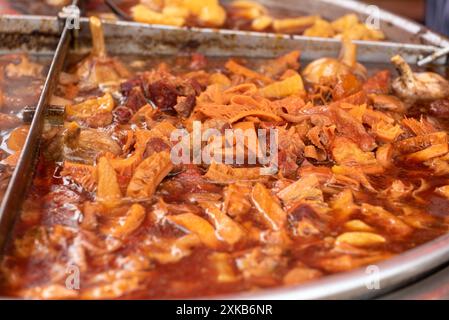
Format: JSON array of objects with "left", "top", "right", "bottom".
[{"left": 417, "top": 46, "right": 449, "bottom": 66}]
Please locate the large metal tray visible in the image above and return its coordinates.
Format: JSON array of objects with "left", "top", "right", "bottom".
[
  {"left": 0, "top": 15, "right": 444, "bottom": 64},
  {"left": 1, "top": 5, "right": 449, "bottom": 300}
]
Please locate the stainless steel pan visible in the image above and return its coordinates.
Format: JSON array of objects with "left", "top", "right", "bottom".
[
  {"left": 1, "top": 3, "right": 449, "bottom": 299},
  {"left": 0, "top": 15, "right": 444, "bottom": 64}
]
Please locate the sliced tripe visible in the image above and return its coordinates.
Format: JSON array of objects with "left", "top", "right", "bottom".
[
  {"left": 259, "top": 74, "right": 305, "bottom": 99},
  {"left": 126, "top": 151, "right": 174, "bottom": 199},
  {"left": 204, "top": 163, "right": 263, "bottom": 184},
  {"left": 144, "top": 234, "right": 201, "bottom": 264},
  {"left": 394, "top": 132, "right": 447, "bottom": 154},
  {"left": 331, "top": 137, "right": 377, "bottom": 166},
  {"left": 96, "top": 157, "right": 122, "bottom": 203},
  {"left": 225, "top": 60, "right": 273, "bottom": 84},
  {"left": 110, "top": 122, "right": 176, "bottom": 178},
  {"left": 61, "top": 162, "right": 97, "bottom": 192},
  {"left": 361, "top": 203, "right": 413, "bottom": 237},
  {"left": 100, "top": 204, "right": 146, "bottom": 238},
  {"left": 223, "top": 183, "right": 253, "bottom": 217},
  {"left": 405, "top": 143, "right": 448, "bottom": 163},
  {"left": 228, "top": 110, "right": 282, "bottom": 123},
  {"left": 166, "top": 213, "right": 222, "bottom": 249},
  {"left": 209, "top": 253, "right": 239, "bottom": 283},
  {"left": 276, "top": 175, "right": 322, "bottom": 206},
  {"left": 199, "top": 201, "right": 245, "bottom": 246},
  {"left": 65, "top": 93, "right": 114, "bottom": 124},
  {"left": 251, "top": 183, "right": 287, "bottom": 231}
]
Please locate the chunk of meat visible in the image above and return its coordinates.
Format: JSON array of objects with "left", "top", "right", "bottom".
[
  {"left": 164, "top": 165, "right": 221, "bottom": 195},
  {"left": 173, "top": 94, "right": 195, "bottom": 118},
  {"left": 430, "top": 98, "right": 449, "bottom": 119},
  {"left": 143, "top": 137, "right": 170, "bottom": 159},
  {"left": 126, "top": 151, "right": 174, "bottom": 199},
  {"left": 124, "top": 86, "right": 148, "bottom": 112},
  {"left": 147, "top": 80, "right": 179, "bottom": 113}
]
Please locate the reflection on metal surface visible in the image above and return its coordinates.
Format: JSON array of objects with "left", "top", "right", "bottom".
[{"left": 382, "top": 264, "right": 449, "bottom": 300}]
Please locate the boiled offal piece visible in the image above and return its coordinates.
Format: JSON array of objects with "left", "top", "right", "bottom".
[
  {"left": 75, "top": 17, "right": 130, "bottom": 90},
  {"left": 391, "top": 55, "right": 449, "bottom": 102},
  {"left": 126, "top": 151, "right": 174, "bottom": 199}
]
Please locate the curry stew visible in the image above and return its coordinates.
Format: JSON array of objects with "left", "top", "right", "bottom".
[{"left": 1, "top": 20, "right": 449, "bottom": 299}]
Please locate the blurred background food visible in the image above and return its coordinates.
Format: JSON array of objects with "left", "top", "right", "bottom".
[{"left": 0, "top": 0, "right": 432, "bottom": 39}]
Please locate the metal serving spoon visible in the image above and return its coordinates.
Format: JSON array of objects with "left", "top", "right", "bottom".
[{"left": 104, "top": 0, "right": 132, "bottom": 21}]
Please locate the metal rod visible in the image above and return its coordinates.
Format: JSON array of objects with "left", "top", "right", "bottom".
[
  {"left": 418, "top": 46, "right": 449, "bottom": 66},
  {"left": 0, "top": 4, "right": 77, "bottom": 254}
]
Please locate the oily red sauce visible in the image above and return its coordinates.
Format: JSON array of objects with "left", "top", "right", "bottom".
[{"left": 1, "top": 52, "right": 449, "bottom": 299}]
